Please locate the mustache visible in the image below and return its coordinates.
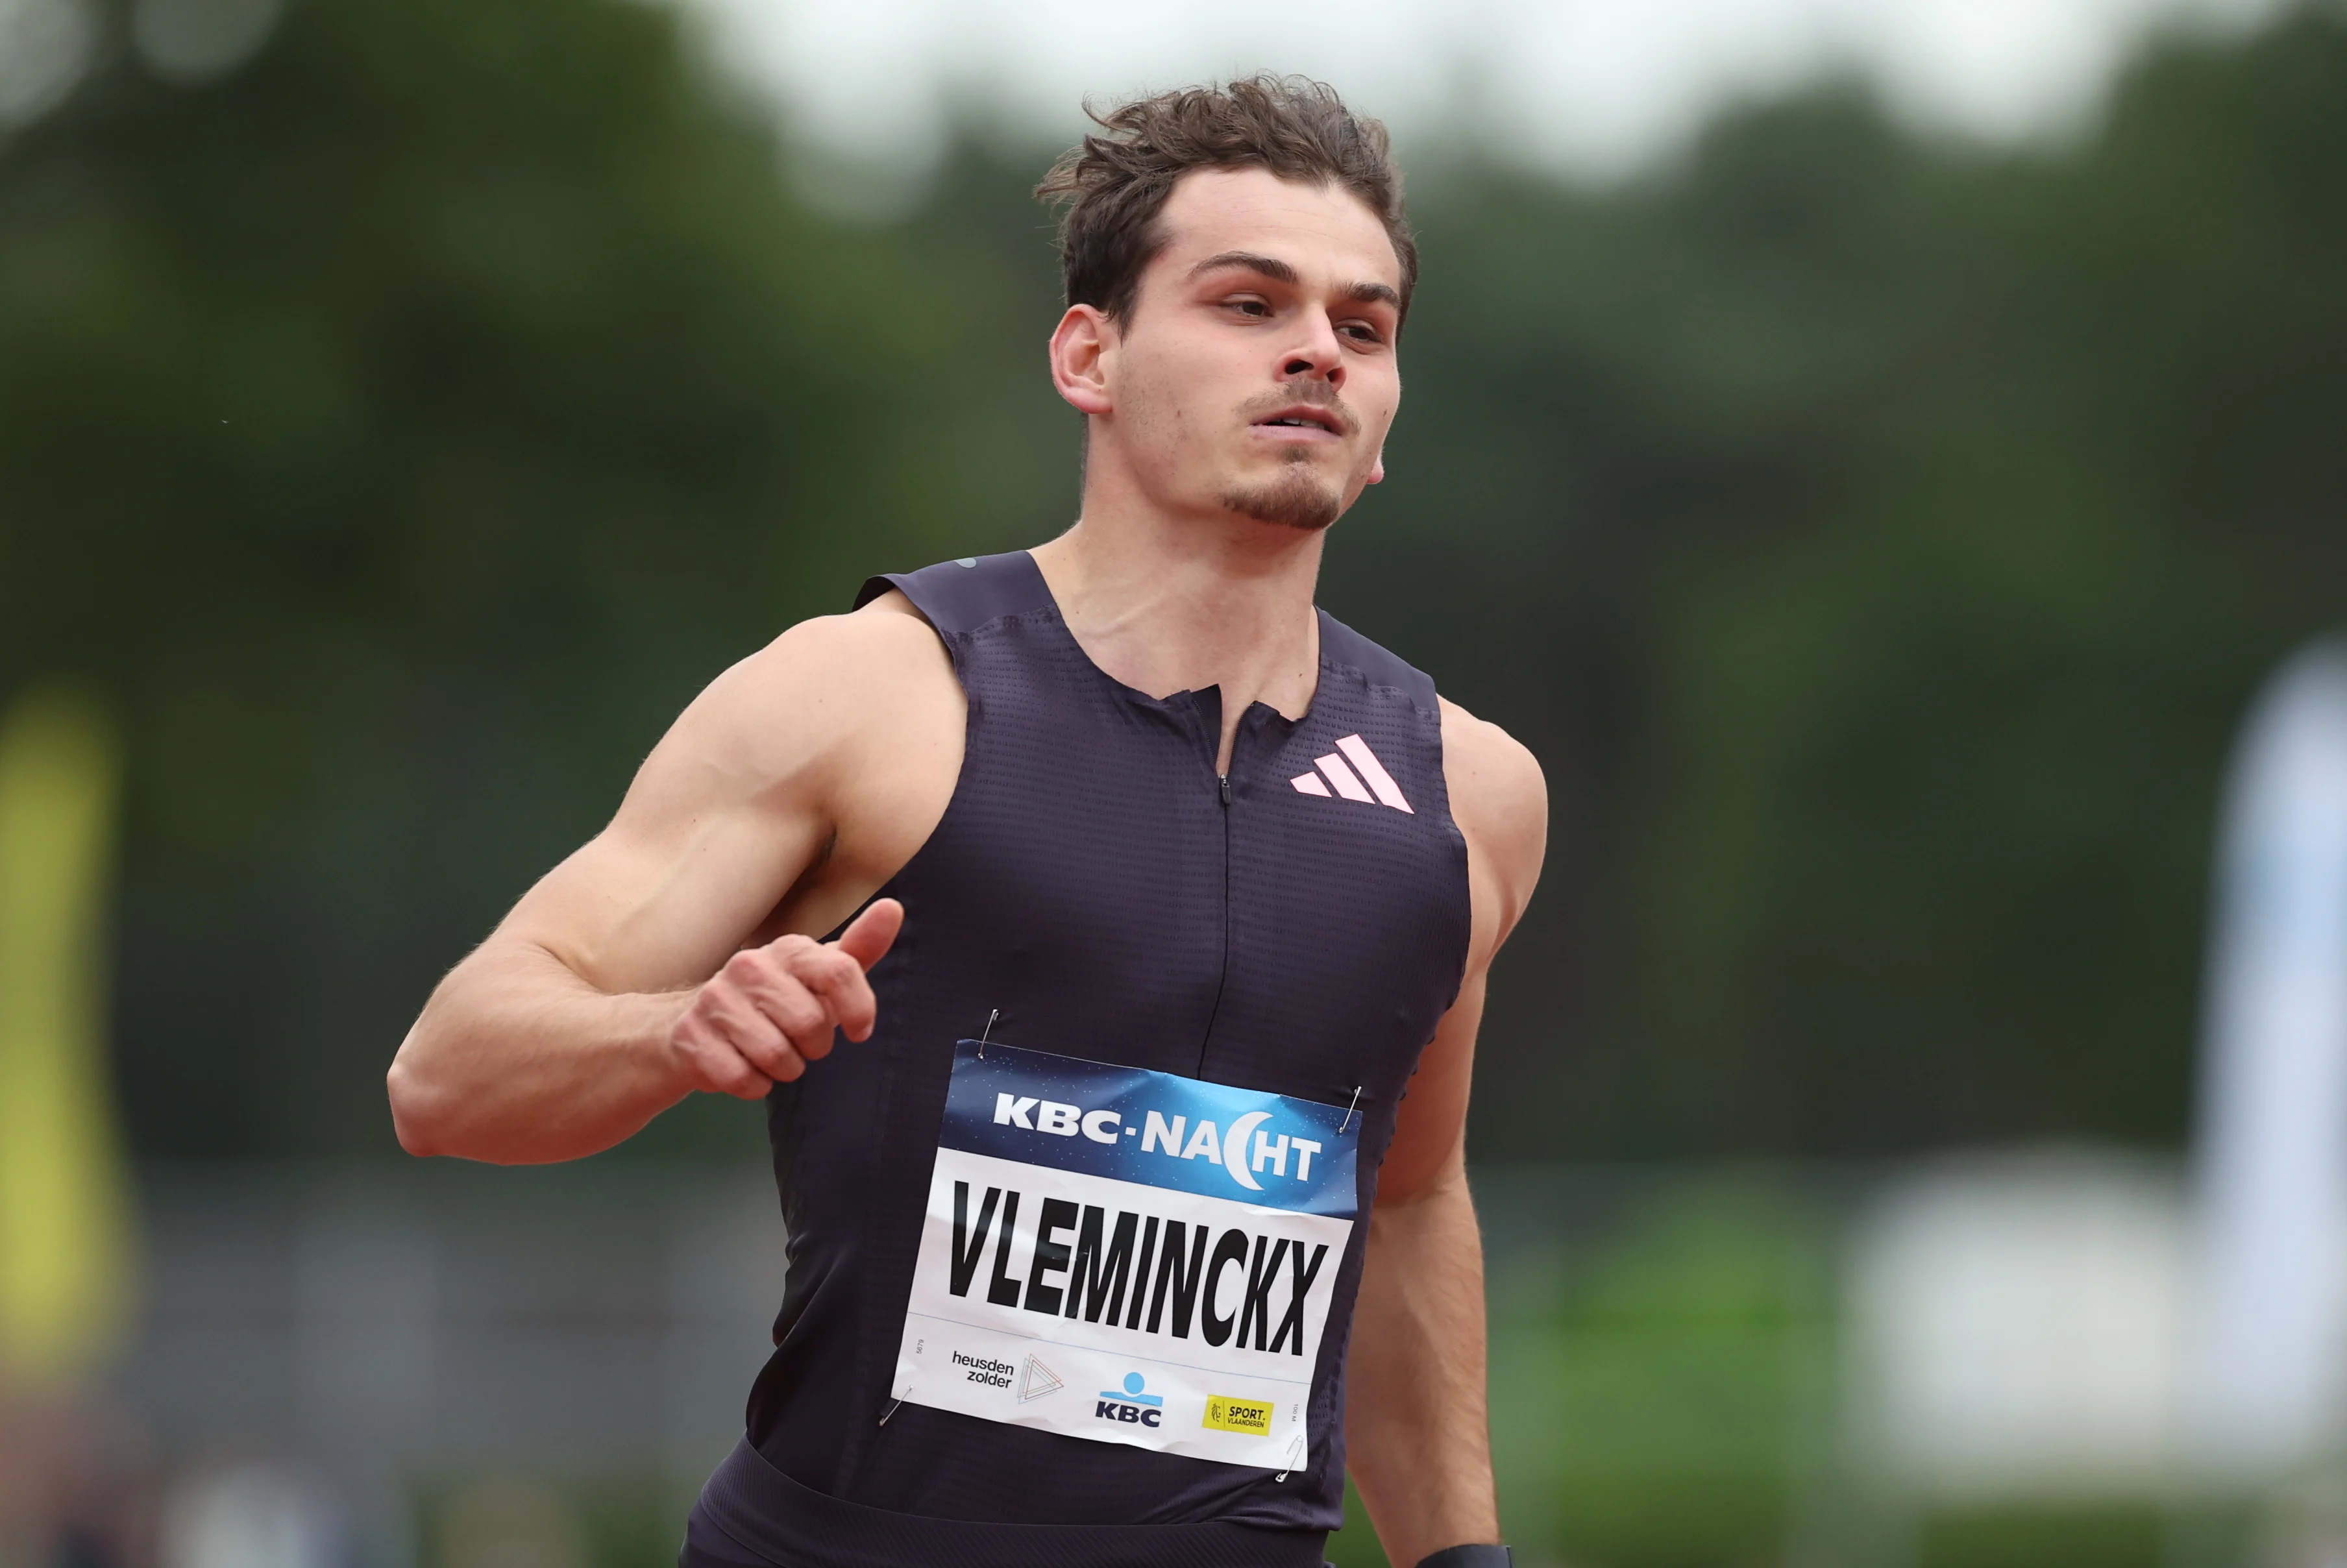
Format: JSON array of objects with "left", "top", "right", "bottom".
[{"left": 1236, "top": 384, "right": 1360, "bottom": 439}]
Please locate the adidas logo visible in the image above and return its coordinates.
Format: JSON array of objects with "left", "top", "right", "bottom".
[{"left": 1290, "top": 735, "right": 1413, "bottom": 813}]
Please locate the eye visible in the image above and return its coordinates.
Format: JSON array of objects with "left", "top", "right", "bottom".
[
  {"left": 1339, "top": 321, "right": 1387, "bottom": 347},
  {"left": 1224, "top": 297, "right": 1272, "bottom": 319}
]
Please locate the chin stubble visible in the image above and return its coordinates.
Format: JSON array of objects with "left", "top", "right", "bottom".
[{"left": 1217, "top": 450, "right": 1344, "bottom": 533}]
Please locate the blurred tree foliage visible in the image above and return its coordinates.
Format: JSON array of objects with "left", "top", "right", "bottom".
[
  {"left": 0, "top": 0, "right": 985, "bottom": 1155},
  {"left": 1, "top": 0, "right": 2341, "bottom": 1160}
]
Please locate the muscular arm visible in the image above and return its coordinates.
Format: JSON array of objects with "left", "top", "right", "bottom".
[
  {"left": 386, "top": 600, "right": 960, "bottom": 1164},
  {"left": 1347, "top": 702, "right": 1546, "bottom": 1567}
]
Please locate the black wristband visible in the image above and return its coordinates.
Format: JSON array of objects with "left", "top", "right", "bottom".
[{"left": 1414, "top": 1548, "right": 1512, "bottom": 1568}]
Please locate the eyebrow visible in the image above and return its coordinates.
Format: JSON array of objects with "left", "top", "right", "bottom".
[{"left": 1188, "top": 251, "right": 1401, "bottom": 311}]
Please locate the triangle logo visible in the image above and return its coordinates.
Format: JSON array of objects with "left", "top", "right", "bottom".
[{"left": 1018, "top": 1354, "right": 1064, "bottom": 1403}]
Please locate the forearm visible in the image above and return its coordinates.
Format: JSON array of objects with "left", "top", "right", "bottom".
[
  {"left": 1346, "top": 1167, "right": 1499, "bottom": 1567},
  {"left": 387, "top": 940, "right": 696, "bottom": 1164}
]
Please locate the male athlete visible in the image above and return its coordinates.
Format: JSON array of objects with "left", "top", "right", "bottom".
[{"left": 389, "top": 76, "right": 1544, "bottom": 1568}]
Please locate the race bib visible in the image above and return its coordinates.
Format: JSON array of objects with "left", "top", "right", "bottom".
[{"left": 891, "top": 1040, "right": 1359, "bottom": 1471}]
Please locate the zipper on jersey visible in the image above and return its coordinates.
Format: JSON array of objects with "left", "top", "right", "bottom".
[{"left": 1199, "top": 766, "right": 1234, "bottom": 1073}]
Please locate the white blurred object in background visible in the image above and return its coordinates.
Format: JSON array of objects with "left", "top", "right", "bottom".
[
  {"left": 1847, "top": 1151, "right": 2187, "bottom": 1501},
  {"left": 161, "top": 1463, "right": 336, "bottom": 1568},
  {"left": 2189, "top": 638, "right": 2347, "bottom": 1477},
  {"left": 1849, "top": 634, "right": 2347, "bottom": 1504}
]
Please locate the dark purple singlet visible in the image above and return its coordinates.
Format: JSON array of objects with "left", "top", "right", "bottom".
[{"left": 683, "top": 552, "right": 1473, "bottom": 1567}]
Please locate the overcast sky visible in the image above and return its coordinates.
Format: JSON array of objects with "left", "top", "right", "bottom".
[{"left": 680, "top": 0, "right": 2285, "bottom": 199}]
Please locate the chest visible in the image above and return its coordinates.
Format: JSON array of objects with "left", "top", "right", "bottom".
[{"left": 889, "top": 630, "right": 1471, "bottom": 1107}]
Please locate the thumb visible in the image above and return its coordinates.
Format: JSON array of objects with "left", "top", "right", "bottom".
[{"left": 833, "top": 897, "right": 903, "bottom": 972}]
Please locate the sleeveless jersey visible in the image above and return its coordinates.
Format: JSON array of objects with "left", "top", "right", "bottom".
[{"left": 687, "top": 552, "right": 1473, "bottom": 1567}]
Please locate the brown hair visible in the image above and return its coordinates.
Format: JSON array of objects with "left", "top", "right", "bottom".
[{"left": 1035, "top": 75, "right": 1416, "bottom": 327}]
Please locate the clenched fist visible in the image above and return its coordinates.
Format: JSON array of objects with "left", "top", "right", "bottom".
[{"left": 670, "top": 898, "right": 904, "bottom": 1098}]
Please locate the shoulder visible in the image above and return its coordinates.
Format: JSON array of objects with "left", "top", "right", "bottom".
[
  {"left": 634, "top": 591, "right": 956, "bottom": 806},
  {"left": 739, "top": 588, "right": 944, "bottom": 691},
  {"left": 1439, "top": 696, "right": 1547, "bottom": 940}
]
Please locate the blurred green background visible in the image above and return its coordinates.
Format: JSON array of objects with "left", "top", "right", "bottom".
[{"left": 3, "top": 0, "right": 2345, "bottom": 1562}]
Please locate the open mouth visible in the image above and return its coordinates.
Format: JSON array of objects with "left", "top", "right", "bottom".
[{"left": 1253, "top": 409, "right": 1344, "bottom": 435}]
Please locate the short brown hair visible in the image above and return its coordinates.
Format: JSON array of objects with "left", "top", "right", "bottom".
[{"left": 1036, "top": 75, "right": 1417, "bottom": 327}]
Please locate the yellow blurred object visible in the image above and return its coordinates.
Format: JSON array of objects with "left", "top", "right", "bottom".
[{"left": 0, "top": 685, "right": 134, "bottom": 1390}]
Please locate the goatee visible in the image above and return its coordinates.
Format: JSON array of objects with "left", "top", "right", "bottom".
[{"left": 1218, "top": 459, "right": 1343, "bottom": 533}]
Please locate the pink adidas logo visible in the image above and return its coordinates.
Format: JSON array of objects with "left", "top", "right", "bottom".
[{"left": 1290, "top": 735, "right": 1413, "bottom": 814}]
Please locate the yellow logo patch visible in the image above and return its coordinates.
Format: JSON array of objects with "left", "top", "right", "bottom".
[{"left": 1202, "top": 1395, "right": 1274, "bottom": 1435}]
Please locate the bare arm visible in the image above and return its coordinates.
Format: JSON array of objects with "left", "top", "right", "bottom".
[
  {"left": 386, "top": 601, "right": 960, "bottom": 1164},
  {"left": 1347, "top": 702, "right": 1547, "bottom": 1567}
]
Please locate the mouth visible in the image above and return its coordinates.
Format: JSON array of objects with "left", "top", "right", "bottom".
[{"left": 1249, "top": 406, "right": 1346, "bottom": 438}]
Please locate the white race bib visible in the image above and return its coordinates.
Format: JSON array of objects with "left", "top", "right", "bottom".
[{"left": 891, "top": 1040, "right": 1360, "bottom": 1471}]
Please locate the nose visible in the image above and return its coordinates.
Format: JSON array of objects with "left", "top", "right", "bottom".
[{"left": 1279, "top": 317, "right": 1346, "bottom": 391}]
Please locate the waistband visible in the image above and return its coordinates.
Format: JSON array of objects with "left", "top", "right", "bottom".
[{"left": 685, "top": 1436, "right": 1330, "bottom": 1568}]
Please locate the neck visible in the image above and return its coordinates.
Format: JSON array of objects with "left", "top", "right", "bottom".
[{"left": 1029, "top": 484, "right": 1326, "bottom": 771}]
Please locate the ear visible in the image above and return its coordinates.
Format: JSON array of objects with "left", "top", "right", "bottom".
[{"left": 1049, "top": 305, "right": 1115, "bottom": 417}]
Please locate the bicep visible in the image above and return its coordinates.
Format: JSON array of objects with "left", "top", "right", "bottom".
[
  {"left": 498, "top": 798, "right": 821, "bottom": 998},
  {"left": 1440, "top": 700, "right": 1547, "bottom": 949},
  {"left": 1373, "top": 709, "right": 1549, "bottom": 1207},
  {"left": 1378, "top": 972, "right": 1485, "bottom": 1205},
  {"left": 486, "top": 647, "right": 845, "bottom": 997}
]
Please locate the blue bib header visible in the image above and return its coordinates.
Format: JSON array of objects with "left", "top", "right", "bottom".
[{"left": 940, "top": 1042, "right": 1360, "bottom": 1219}]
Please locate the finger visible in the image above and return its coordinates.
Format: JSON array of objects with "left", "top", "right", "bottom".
[
  {"left": 695, "top": 972, "right": 819, "bottom": 1083},
  {"left": 783, "top": 942, "right": 878, "bottom": 1046},
  {"left": 834, "top": 898, "right": 903, "bottom": 972},
  {"left": 670, "top": 1012, "right": 774, "bottom": 1100},
  {"left": 711, "top": 993, "right": 812, "bottom": 1084},
  {"left": 725, "top": 947, "right": 833, "bottom": 1049}
]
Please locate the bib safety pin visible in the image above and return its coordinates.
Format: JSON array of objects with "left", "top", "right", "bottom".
[
  {"left": 878, "top": 1398, "right": 903, "bottom": 1428},
  {"left": 978, "top": 1008, "right": 999, "bottom": 1059},
  {"left": 1339, "top": 1084, "right": 1362, "bottom": 1134}
]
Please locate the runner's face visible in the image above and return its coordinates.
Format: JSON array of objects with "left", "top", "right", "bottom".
[{"left": 1098, "top": 168, "right": 1403, "bottom": 533}]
